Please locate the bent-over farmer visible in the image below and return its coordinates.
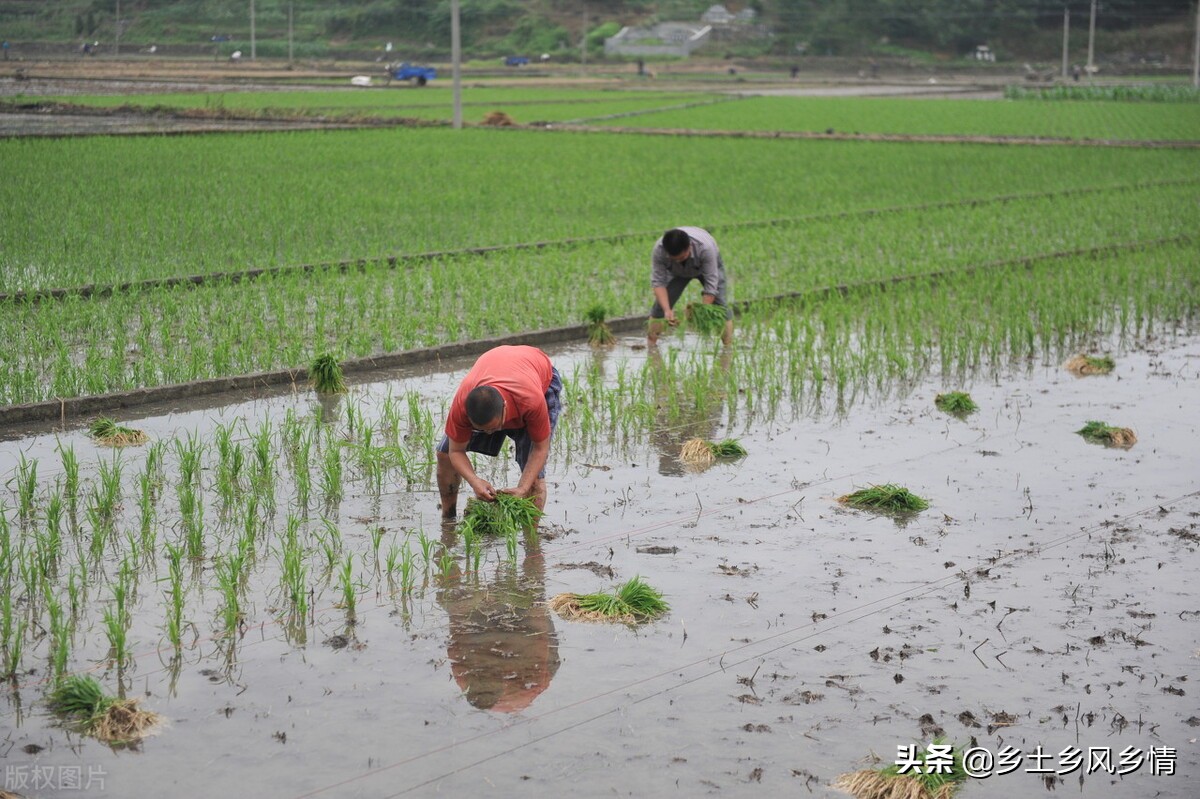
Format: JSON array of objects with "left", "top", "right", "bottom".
[
  {"left": 436, "top": 345, "right": 562, "bottom": 520},
  {"left": 647, "top": 226, "right": 733, "bottom": 346}
]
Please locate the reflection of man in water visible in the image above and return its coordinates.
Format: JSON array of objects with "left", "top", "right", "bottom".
[
  {"left": 646, "top": 346, "right": 732, "bottom": 476},
  {"left": 437, "top": 555, "right": 559, "bottom": 712}
]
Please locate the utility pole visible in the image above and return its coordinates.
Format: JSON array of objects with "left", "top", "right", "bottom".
[
  {"left": 288, "top": 2, "right": 294, "bottom": 67},
  {"left": 115, "top": 0, "right": 121, "bottom": 56},
  {"left": 451, "top": 0, "right": 462, "bottom": 130},
  {"left": 250, "top": 0, "right": 256, "bottom": 61},
  {"left": 1193, "top": 0, "right": 1199, "bottom": 88},
  {"left": 1061, "top": 6, "right": 1070, "bottom": 80},
  {"left": 580, "top": 3, "right": 588, "bottom": 75},
  {"left": 1086, "top": 0, "right": 1097, "bottom": 79}
]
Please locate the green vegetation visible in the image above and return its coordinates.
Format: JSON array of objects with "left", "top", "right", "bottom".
[
  {"left": 309, "top": 353, "right": 347, "bottom": 394},
  {"left": 594, "top": 95, "right": 1200, "bottom": 141},
  {"left": 1005, "top": 85, "right": 1200, "bottom": 103},
  {"left": 839, "top": 484, "right": 930, "bottom": 513},
  {"left": 835, "top": 738, "right": 968, "bottom": 799},
  {"left": 934, "top": 391, "right": 977, "bottom": 415},
  {"left": 461, "top": 494, "right": 544, "bottom": 538},
  {"left": 48, "top": 674, "right": 161, "bottom": 743},
  {"left": 1065, "top": 353, "right": 1115, "bottom": 374},
  {"left": 687, "top": 303, "right": 728, "bottom": 336},
  {"left": 88, "top": 417, "right": 148, "bottom": 447},
  {"left": 1077, "top": 420, "right": 1138, "bottom": 447},
  {"left": 551, "top": 576, "right": 669, "bottom": 624},
  {"left": 585, "top": 304, "right": 617, "bottom": 346},
  {"left": 679, "top": 437, "right": 747, "bottom": 468}
]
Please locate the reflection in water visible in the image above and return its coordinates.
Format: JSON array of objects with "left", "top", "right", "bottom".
[
  {"left": 648, "top": 345, "right": 733, "bottom": 476},
  {"left": 437, "top": 555, "right": 559, "bottom": 713}
]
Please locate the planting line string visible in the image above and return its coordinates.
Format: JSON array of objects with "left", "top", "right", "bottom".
[
  {"left": 4, "top": 177, "right": 1193, "bottom": 304},
  {"left": 297, "top": 483, "right": 1200, "bottom": 799}
]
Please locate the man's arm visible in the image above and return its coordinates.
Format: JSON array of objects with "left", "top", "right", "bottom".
[
  {"left": 448, "top": 437, "right": 496, "bottom": 501},
  {"left": 653, "top": 285, "right": 678, "bottom": 324},
  {"left": 698, "top": 247, "right": 720, "bottom": 298}
]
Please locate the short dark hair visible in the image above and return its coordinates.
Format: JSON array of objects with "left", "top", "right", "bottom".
[
  {"left": 465, "top": 385, "right": 504, "bottom": 428},
  {"left": 662, "top": 229, "right": 690, "bottom": 257}
]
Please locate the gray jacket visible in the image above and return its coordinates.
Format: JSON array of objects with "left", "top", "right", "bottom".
[{"left": 651, "top": 227, "right": 722, "bottom": 296}]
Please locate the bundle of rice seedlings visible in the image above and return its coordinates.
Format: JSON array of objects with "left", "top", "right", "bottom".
[
  {"left": 550, "top": 576, "right": 669, "bottom": 624},
  {"left": 679, "top": 437, "right": 748, "bottom": 468},
  {"left": 685, "top": 302, "right": 728, "bottom": 336},
  {"left": 48, "top": 675, "right": 162, "bottom": 744},
  {"left": 834, "top": 739, "right": 967, "bottom": 799},
  {"left": 1077, "top": 420, "right": 1137, "bottom": 448},
  {"left": 309, "top": 353, "right": 347, "bottom": 394},
  {"left": 1064, "top": 354, "right": 1115, "bottom": 375},
  {"left": 839, "top": 484, "right": 930, "bottom": 513},
  {"left": 584, "top": 304, "right": 616, "bottom": 347},
  {"left": 934, "top": 392, "right": 977, "bottom": 416},
  {"left": 461, "top": 494, "right": 543, "bottom": 537},
  {"left": 88, "top": 417, "right": 148, "bottom": 447}
]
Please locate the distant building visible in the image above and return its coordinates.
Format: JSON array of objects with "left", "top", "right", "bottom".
[
  {"left": 701, "top": 5, "right": 735, "bottom": 25},
  {"left": 605, "top": 22, "right": 712, "bottom": 57}
]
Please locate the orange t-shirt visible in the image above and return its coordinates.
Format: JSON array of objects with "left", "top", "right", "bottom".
[{"left": 446, "top": 346, "right": 553, "bottom": 443}]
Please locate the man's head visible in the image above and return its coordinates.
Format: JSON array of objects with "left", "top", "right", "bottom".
[
  {"left": 465, "top": 385, "right": 505, "bottom": 433},
  {"left": 662, "top": 228, "right": 691, "bottom": 262}
]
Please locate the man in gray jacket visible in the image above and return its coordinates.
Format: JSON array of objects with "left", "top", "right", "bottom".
[{"left": 648, "top": 226, "right": 733, "bottom": 345}]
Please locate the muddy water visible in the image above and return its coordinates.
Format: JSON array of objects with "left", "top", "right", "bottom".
[{"left": 1, "top": 331, "right": 1198, "bottom": 798}]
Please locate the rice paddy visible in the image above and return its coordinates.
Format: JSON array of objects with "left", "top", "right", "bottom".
[{"left": 1, "top": 66, "right": 1198, "bottom": 798}]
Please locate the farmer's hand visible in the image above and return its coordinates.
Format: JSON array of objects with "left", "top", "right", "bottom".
[
  {"left": 470, "top": 479, "right": 497, "bottom": 502},
  {"left": 499, "top": 484, "right": 532, "bottom": 499},
  {"left": 664, "top": 309, "right": 678, "bottom": 327}
]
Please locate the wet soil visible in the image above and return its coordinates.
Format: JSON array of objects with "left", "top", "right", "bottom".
[{"left": 0, "top": 330, "right": 1197, "bottom": 797}]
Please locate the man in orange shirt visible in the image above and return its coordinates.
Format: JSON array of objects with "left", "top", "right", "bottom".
[{"left": 436, "top": 345, "right": 562, "bottom": 520}]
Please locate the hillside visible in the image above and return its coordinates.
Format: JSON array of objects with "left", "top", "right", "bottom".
[{"left": 0, "top": 0, "right": 1194, "bottom": 63}]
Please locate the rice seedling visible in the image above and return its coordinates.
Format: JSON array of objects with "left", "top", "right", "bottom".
[
  {"left": 1064, "top": 353, "right": 1115, "bottom": 375},
  {"left": 934, "top": 391, "right": 978, "bottom": 416},
  {"left": 88, "top": 417, "right": 149, "bottom": 447},
  {"left": 48, "top": 674, "right": 162, "bottom": 744},
  {"left": 163, "top": 542, "right": 184, "bottom": 649},
  {"left": 550, "top": 576, "right": 670, "bottom": 624},
  {"left": 839, "top": 484, "right": 930, "bottom": 514},
  {"left": 686, "top": 302, "right": 729, "bottom": 337},
  {"left": 310, "top": 353, "right": 347, "bottom": 395},
  {"left": 14, "top": 453, "right": 37, "bottom": 524},
  {"left": 338, "top": 554, "right": 357, "bottom": 617},
  {"left": 461, "top": 495, "right": 544, "bottom": 538},
  {"left": 319, "top": 435, "right": 344, "bottom": 504},
  {"left": 1076, "top": 420, "right": 1138, "bottom": 448},
  {"left": 834, "top": 739, "right": 968, "bottom": 799},
  {"left": 215, "top": 552, "right": 246, "bottom": 635},
  {"left": 678, "top": 437, "right": 748, "bottom": 469},
  {"left": 585, "top": 304, "right": 616, "bottom": 347}
]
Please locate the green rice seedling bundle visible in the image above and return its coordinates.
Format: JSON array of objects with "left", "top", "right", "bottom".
[
  {"left": 686, "top": 302, "right": 728, "bottom": 336},
  {"left": 584, "top": 304, "right": 616, "bottom": 347},
  {"left": 461, "top": 494, "right": 543, "bottom": 537},
  {"left": 834, "top": 739, "right": 967, "bottom": 799},
  {"left": 88, "top": 417, "right": 148, "bottom": 447},
  {"left": 48, "top": 675, "right": 162, "bottom": 743},
  {"left": 838, "top": 484, "right": 930, "bottom": 513},
  {"left": 550, "top": 576, "right": 669, "bottom": 624},
  {"left": 679, "top": 437, "right": 747, "bottom": 468},
  {"left": 1076, "top": 420, "right": 1137, "bottom": 448},
  {"left": 934, "top": 391, "right": 977, "bottom": 416},
  {"left": 1064, "top": 354, "right": 1114, "bottom": 375},
  {"left": 309, "top": 353, "right": 347, "bottom": 394}
]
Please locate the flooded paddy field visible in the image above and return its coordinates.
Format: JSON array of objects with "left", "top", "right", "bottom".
[{"left": 2, "top": 322, "right": 1197, "bottom": 798}]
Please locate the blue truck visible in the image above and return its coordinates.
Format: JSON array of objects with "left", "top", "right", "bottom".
[{"left": 385, "top": 62, "right": 436, "bottom": 86}]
